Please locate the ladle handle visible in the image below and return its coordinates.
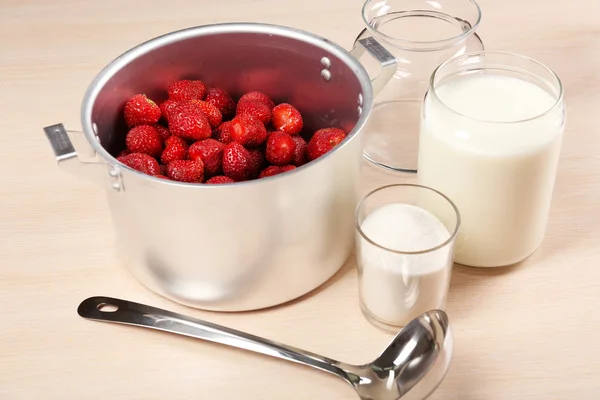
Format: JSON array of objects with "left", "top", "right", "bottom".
[{"left": 78, "top": 296, "right": 357, "bottom": 385}]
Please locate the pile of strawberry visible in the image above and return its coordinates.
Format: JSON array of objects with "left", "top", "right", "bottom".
[{"left": 116, "top": 80, "right": 348, "bottom": 184}]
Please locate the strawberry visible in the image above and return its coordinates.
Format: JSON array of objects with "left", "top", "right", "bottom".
[
  {"left": 258, "top": 165, "right": 282, "bottom": 178},
  {"left": 188, "top": 138, "right": 225, "bottom": 177},
  {"left": 153, "top": 124, "right": 171, "bottom": 141},
  {"left": 124, "top": 94, "right": 161, "bottom": 128},
  {"left": 266, "top": 131, "right": 296, "bottom": 166},
  {"left": 167, "top": 80, "right": 207, "bottom": 101},
  {"left": 291, "top": 135, "right": 308, "bottom": 166},
  {"left": 154, "top": 174, "right": 170, "bottom": 180},
  {"left": 271, "top": 103, "right": 303, "bottom": 135},
  {"left": 168, "top": 101, "right": 212, "bottom": 141},
  {"left": 236, "top": 100, "right": 271, "bottom": 125},
  {"left": 229, "top": 114, "right": 268, "bottom": 148},
  {"left": 247, "top": 149, "right": 265, "bottom": 178},
  {"left": 167, "top": 159, "right": 204, "bottom": 183},
  {"left": 125, "top": 125, "right": 163, "bottom": 158},
  {"left": 205, "top": 87, "right": 236, "bottom": 119},
  {"left": 161, "top": 135, "right": 188, "bottom": 165},
  {"left": 257, "top": 164, "right": 297, "bottom": 179},
  {"left": 313, "top": 127, "right": 347, "bottom": 138},
  {"left": 159, "top": 99, "right": 179, "bottom": 121},
  {"left": 307, "top": 127, "right": 347, "bottom": 161},
  {"left": 281, "top": 164, "right": 297, "bottom": 172},
  {"left": 190, "top": 100, "right": 223, "bottom": 128},
  {"left": 205, "top": 175, "right": 235, "bottom": 184},
  {"left": 222, "top": 142, "right": 252, "bottom": 181},
  {"left": 311, "top": 127, "right": 347, "bottom": 141},
  {"left": 213, "top": 121, "right": 234, "bottom": 144},
  {"left": 118, "top": 149, "right": 130, "bottom": 157},
  {"left": 117, "top": 153, "right": 161, "bottom": 176},
  {"left": 239, "top": 91, "right": 275, "bottom": 110}
]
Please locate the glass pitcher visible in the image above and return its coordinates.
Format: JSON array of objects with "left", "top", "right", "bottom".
[{"left": 356, "top": 0, "right": 484, "bottom": 172}]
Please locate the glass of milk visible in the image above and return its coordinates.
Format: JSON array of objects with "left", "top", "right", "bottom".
[
  {"left": 418, "top": 51, "right": 566, "bottom": 268},
  {"left": 355, "top": 184, "right": 460, "bottom": 331}
]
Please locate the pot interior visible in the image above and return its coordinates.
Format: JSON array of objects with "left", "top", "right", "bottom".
[{"left": 82, "top": 24, "right": 370, "bottom": 158}]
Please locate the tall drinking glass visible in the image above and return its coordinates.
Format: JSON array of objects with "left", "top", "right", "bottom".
[{"left": 418, "top": 51, "right": 566, "bottom": 268}]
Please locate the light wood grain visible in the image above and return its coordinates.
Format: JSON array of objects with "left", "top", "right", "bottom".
[{"left": 1, "top": 0, "right": 599, "bottom": 399}]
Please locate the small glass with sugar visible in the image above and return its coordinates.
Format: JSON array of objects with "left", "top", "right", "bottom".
[{"left": 355, "top": 184, "right": 460, "bottom": 331}]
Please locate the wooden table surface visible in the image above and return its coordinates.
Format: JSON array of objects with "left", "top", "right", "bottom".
[{"left": 2, "top": 0, "right": 599, "bottom": 399}]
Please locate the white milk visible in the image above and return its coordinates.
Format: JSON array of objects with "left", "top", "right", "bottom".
[
  {"left": 418, "top": 74, "right": 564, "bottom": 267},
  {"left": 358, "top": 203, "right": 453, "bottom": 327}
]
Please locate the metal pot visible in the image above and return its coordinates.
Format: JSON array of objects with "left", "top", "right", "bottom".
[{"left": 43, "top": 23, "right": 396, "bottom": 311}]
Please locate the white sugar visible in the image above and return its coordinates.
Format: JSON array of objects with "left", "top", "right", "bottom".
[{"left": 359, "top": 203, "right": 453, "bottom": 327}]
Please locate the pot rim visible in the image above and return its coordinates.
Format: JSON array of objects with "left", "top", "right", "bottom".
[{"left": 80, "top": 22, "right": 374, "bottom": 187}]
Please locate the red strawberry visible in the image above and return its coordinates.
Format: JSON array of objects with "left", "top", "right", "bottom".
[
  {"left": 124, "top": 94, "right": 161, "bottom": 128},
  {"left": 239, "top": 91, "right": 275, "bottom": 110},
  {"left": 118, "top": 149, "right": 130, "bottom": 157},
  {"left": 125, "top": 125, "right": 163, "bottom": 158},
  {"left": 229, "top": 114, "right": 268, "bottom": 148},
  {"left": 159, "top": 99, "right": 179, "bottom": 121},
  {"left": 271, "top": 103, "right": 303, "bottom": 135},
  {"left": 307, "top": 127, "right": 347, "bottom": 161},
  {"left": 153, "top": 124, "right": 171, "bottom": 141},
  {"left": 117, "top": 153, "right": 161, "bottom": 176},
  {"left": 311, "top": 127, "right": 347, "bottom": 141},
  {"left": 189, "top": 100, "right": 223, "bottom": 128},
  {"left": 258, "top": 165, "right": 282, "bottom": 178},
  {"left": 222, "top": 142, "right": 252, "bottom": 181},
  {"left": 205, "top": 88, "right": 236, "bottom": 119},
  {"left": 206, "top": 175, "right": 235, "bottom": 184},
  {"left": 167, "top": 80, "right": 207, "bottom": 101},
  {"left": 257, "top": 164, "right": 297, "bottom": 179},
  {"left": 236, "top": 100, "right": 271, "bottom": 125},
  {"left": 168, "top": 101, "right": 212, "bottom": 141},
  {"left": 188, "top": 138, "right": 225, "bottom": 177},
  {"left": 312, "top": 127, "right": 347, "bottom": 138},
  {"left": 247, "top": 149, "right": 265, "bottom": 178},
  {"left": 266, "top": 131, "right": 296, "bottom": 166},
  {"left": 154, "top": 174, "right": 170, "bottom": 180},
  {"left": 291, "top": 135, "right": 308, "bottom": 166},
  {"left": 281, "top": 164, "right": 297, "bottom": 172},
  {"left": 161, "top": 135, "right": 188, "bottom": 165},
  {"left": 167, "top": 159, "right": 204, "bottom": 183},
  {"left": 213, "top": 121, "right": 234, "bottom": 144}
]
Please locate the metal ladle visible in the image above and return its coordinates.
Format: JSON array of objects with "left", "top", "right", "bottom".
[{"left": 77, "top": 296, "right": 453, "bottom": 400}]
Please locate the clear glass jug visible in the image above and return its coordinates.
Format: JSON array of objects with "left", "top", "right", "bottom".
[{"left": 356, "top": 0, "right": 484, "bottom": 172}]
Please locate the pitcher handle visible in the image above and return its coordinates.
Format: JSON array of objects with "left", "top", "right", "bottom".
[
  {"left": 350, "top": 36, "right": 397, "bottom": 97},
  {"left": 43, "top": 123, "right": 124, "bottom": 192}
]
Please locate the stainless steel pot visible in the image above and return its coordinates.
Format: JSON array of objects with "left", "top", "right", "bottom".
[{"left": 44, "top": 23, "right": 396, "bottom": 311}]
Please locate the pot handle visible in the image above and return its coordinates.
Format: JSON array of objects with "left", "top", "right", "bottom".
[
  {"left": 43, "top": 123, "right": 123, "bottom": 191},
  {"left": 350, "top": 37, "right": 397, "bottom": 97}
]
